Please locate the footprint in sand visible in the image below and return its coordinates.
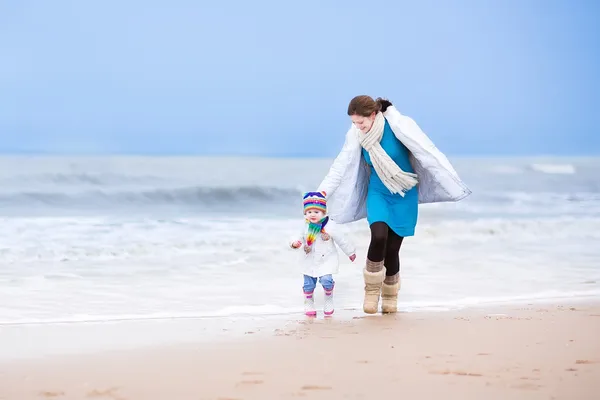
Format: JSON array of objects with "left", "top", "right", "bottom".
[
  {"left": 87, "top": 387, "right": 124, "bottom": 400},
  {"left": 512, "top": 382, "right": 541, "bottom": 390},
  {"left": 430, "top": 370, "right": 483, "bottom": 377},
  {"left": 301, "top": 385, "right": 332, "bottom": 390},
  {"left": 39, "top": 391, "right": 65, "bottom": 398},
  {"left": 452, "top": 371, "right": 483, "bottom": 377},
  {"left": 575, "top": 360, "right": 596, "bottom": 364},
  {"left": 236, "top": 380, "right": 264, "bottom": 387}
]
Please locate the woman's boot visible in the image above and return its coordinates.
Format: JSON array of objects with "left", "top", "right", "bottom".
[
  {"left": 363, "top": 259, "right": 385, "bottom": 314},
  {"left": 381, "top": 273, "right": 400, "bottom": 313}
]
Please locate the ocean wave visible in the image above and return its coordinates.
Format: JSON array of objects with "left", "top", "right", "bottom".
[
  {"left": 530, "top": 163, "right": 576, "bottom": 174},
  {"left": 488, "top": 163, "right": 581, "bottom": 175},
  {"left": 5, "top": 172, "right": 166, "bottom": 186},
  {"left": 415, "top": 216, "right": 600, "bottom": 241},
  {"left": 475, "top": 191, "right": 600, "bottom": 204},
  {"left": 2, "top": 215, "right": 599, "bottom": 264},
  {"left": 0, "top": 185, "right": 303, "bottom": 209},
  {"left": 490, "top": 165, "right": 523, "bottom": 174}
]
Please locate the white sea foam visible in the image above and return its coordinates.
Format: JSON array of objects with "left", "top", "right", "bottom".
[
  {"left": 0, "top": 156, "right": 599, "bottom": 327},
  {"left": 530, "top": 163, "right": 576, "bottom": 174}
]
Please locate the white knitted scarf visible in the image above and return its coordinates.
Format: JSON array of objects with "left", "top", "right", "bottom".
[{"left": 359, "top": 112, "right": 419, "bottom": 195}]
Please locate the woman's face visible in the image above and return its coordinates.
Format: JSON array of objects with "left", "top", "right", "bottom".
[{"left": 351, "top": 112, "right": 376, "bottom": 133}]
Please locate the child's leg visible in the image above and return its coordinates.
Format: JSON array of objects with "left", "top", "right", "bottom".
[
  {"left": 319, "top": 275, "right": 335, "bottom": 316},
  {"left": 318, "top": 274, "right": 335, "bottom": 291},
  {"left": 303, "top": 275, "right": 318, "bottom": 293},
  {"left": 302, "top": 275, "right": 318, "bottom": 316}
]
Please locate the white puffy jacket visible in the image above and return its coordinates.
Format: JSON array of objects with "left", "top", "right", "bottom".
[
  {"left": 317, "top": 106, "right": 472, "bottom": 224},
  {"left": 289, "top": 220, "right": 356, "bottom": 277}
]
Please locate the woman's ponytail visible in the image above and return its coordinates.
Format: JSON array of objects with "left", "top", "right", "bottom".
[{"left": 375, "top": 97, "right": 393, "bottom": 113}]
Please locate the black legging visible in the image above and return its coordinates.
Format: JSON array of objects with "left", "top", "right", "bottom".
[{"left": 367, "top": 222, "right": 404, "bottom": 276}]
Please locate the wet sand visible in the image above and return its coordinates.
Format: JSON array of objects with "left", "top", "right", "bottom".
[{"left": 1, "top": 302, "right": 599, "bottom": 400}]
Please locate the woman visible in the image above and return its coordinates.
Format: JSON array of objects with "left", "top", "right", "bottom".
[{"left": 317, "top": 95, "right": 471, "bottom": 314}]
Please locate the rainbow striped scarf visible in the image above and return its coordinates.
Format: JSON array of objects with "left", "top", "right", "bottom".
[{"left": 305, "top": 216, "right": 329, "bottom": 249}]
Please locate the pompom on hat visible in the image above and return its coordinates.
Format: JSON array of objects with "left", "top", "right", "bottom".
[{"left": 302, "top": 191, "right": 327, "bottom": 214}]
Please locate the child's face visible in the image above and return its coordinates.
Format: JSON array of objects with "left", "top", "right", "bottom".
[{"left": 305, "top": 209, "right": 325, "bottom": 223}]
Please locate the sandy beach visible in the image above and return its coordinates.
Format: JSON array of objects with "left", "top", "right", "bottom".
[{"left": 1, "top": 302, "right": 599, "bottom": 400}]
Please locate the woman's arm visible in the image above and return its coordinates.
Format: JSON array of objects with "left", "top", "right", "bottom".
[
  {"left": 327, "top": 222, "right": 356, "bottom": 258},
  {"left": 317, "top": 127, "right": 356, "bottom": 197}
]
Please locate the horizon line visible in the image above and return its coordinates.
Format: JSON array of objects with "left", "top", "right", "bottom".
[{"left": 0, "top": 151, "right": 598, "bottom": 159}]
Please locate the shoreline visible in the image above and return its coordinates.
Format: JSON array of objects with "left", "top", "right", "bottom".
[
  {"left": 3, "top": 291, "right": 599, "bottom": 327},
  {"left": 2, "top": 300, "right": 599, "bottom": 399},
  {"left": 2, "top": 295, "right": 600, "bottom": 363}
]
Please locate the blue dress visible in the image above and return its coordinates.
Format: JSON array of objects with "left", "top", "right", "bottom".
[{"left": 362, "top": 119, "right": 419, "bottom": 237}]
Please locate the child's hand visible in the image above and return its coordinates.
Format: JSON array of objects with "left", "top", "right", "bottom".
[
  {"left": 349, "top": 254, "right": 356, "bottom": 262},
  {"left": 291, "top": 241, "right": 302, "bottom": 249}
]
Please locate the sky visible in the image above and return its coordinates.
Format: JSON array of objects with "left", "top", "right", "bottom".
[{"left": 1, "top": 0, "right": 599, "bottom": 157}]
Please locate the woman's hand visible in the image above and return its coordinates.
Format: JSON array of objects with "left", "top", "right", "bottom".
[
  {"left": 291, "top": 241, "right": 302, "bottom": 249},
  {"left": 321, "top": 232, "right": 330, "bottom": 241}
]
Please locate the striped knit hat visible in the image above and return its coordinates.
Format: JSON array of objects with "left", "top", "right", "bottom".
[{"left": 303, "top": 191, "right": 327, "bottom": 214}]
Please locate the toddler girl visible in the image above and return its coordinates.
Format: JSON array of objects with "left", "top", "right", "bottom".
[{"left": 290, "top": 191, "right": 356, "bottom": 316}]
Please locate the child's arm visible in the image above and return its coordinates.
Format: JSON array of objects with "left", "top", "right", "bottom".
[
  {"left": 289, "top": 224, "right": 306, "bottom": 249},
  {"left": 328, "top": 223, "right": 357, "bottom": 261}
]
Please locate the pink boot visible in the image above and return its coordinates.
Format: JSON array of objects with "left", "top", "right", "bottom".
[
  {"left": 323, "top": 287, "right": 334, "bottom": 316},
  {"left": 304, "top": 291, "right": 316, "bottom": 316}
]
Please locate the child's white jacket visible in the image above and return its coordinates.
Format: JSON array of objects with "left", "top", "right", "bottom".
[{"left": 290, "top": 219, "right": 356, "bottom": 278}]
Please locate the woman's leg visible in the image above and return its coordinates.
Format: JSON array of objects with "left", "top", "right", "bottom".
[
  {"left": 366, "top": 221, "right": 388, "bottom": 265},
  {"left": 384, "top": 227, "right": 404, "bottom": 281},
  {"left": 381, "top": 227, "right": 404, "bottom": 313},
  {"left": 363, "top": 222, "right": 389, "bottom": 314}
]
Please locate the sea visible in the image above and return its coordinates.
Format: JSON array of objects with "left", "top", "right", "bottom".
[{"left": 1, "top": 155, "right": 599, "bottom": 326}]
